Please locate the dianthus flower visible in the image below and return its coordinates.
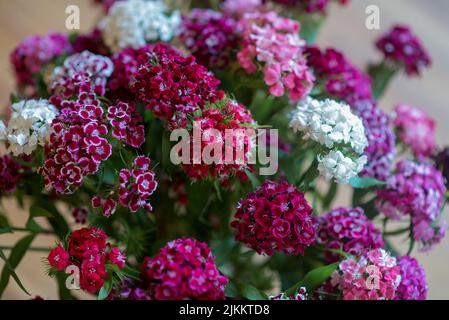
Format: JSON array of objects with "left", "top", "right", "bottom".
[
  {"left": 0, "top": 155, "right": 26, "bottom": 192},
  {"left": 118, "top": 156, "right": 157, "bottom": 213},
  {"left": 271, "top": 0, "right": 349, "bottom": 13},
  {"left": 181, "top": 99, "right": 255, "bottom": 187},
  {"left": 180, "top": 9, "right": 240, "bottom": 69},
  {"left": 92, "top": 196, "right": 117, "bottom": 218},
  {"left": 10, "top": 32, "right": 71, "bottom": 93},
  {"left": 376, "top": 25, "right": 431, "bottom": 76},
  {"left": 329, "top": 248, "right": 401, "bottom": 300},
  {"left": 231, "top": 180, "right": 317, "bottom": 256},
  {"left": 317, "top": 207, "right": 384, "bottom": 262},
  {"left": 72, "top": 207, "right": 88, "bottom": 224},
  {"left": 71, "top": 28, "right": 111, "bottom": 56},
  {"left": 270, "top": 287, "right": 308, "bottom": 300},
  {"left": 393, "top": 103, "right": 436, "bottom": 158},
  {"left": 0, "top": 99, "right": 58, "bottom": 156},
  {"left": 141, "top": 238, "right": 228, "bottom": 300},
  {"left": 130, "top": 43, "right": 224, "bottom": 129},
  {"left": 107, "top": 277, "right": 152, "bottom": 300},
  {"left": 106, "top": 101, "right": 145, "bottom": 148},
  {"left": 290, "top": 97, "right": 368, "bottom": 183},
  {"left": 376, "top": 160, "right": 447, "bottom": 251},
  {"left": 221, "top": 0, "right": 262, "bottom": 16},
  {"left": 49, "top": 51, "right": 114, "bottom": 98},
  {"left": 99, "top": 0, "right": 180, "bottom": 53},
  {"left": 395, "top": 256, "right": 427, "bottom": 300},
  {"left": 47, "top": 227, "right": 126, "bottom": 294},
  {"left": 237, "top": 11, "right": 314, "bottom": 101}
]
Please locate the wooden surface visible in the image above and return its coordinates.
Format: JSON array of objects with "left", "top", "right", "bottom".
[{"left": 0, "top": 0, "right": 448, "bottom": 299}]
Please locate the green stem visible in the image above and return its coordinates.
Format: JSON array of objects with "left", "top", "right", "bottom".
[
  {"left": 9, "top": 226, "right": 54, "bottom": 235},
  {"left": 368, "top": 61, "right": 399, "bottom": 100},
  {"left": 0, "top": 246, "right": 50, "bottom": 252}
]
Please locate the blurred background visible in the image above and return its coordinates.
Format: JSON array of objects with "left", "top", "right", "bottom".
[{"left": 0, "top": 0, "right": 448, "bottom": 299}]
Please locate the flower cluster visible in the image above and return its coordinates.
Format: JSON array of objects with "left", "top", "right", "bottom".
[
  {"left": 376, "top": 25, "right": 431, "bottom": 76},
  {"left": 47, "top": 227, "right": 126, "bottom": 294},
  {"left": 71, "top": 28, "right": 111, "bottom": 56},
  {"left": 395, "top": 256, "right": 427, "bottom": 300},
  {"left": 118, "top": 156, "right": 157, "bottom": 213},
  {"left": 0, "top": 99, "right": 58, "bottom": 156},
  {"left": 130, "top": 43, "right": 224, "bottom": 129},
  {"left": 107, "top": 101, "right": 145, "bottom": 148},
  {"left": 49, "top": 51, "right": 114, "bottom": 98},
  {"left": 317, "top": 207, "right": 384, "bottom": 262},
  {"left": 221, "top": 0, "right": 262, "bottom": 16},
  {"left": 290, "top": 97, "right": 368, "bottom": 183},
  {"left": 376, "top": 160, "right": 447, "bottom": 251},
  {"left": 182, "top": 99, "right": 255, "bottom": 187},
  {"left": 271, "top": 0, "right": 349, "bottom": 13},
  {"left": 99, "top": 0, "right": 181, "bottom": 53},
  {"left": 393, "top": 103, "right": 436, "bottom": 158},
  {"left": 10, "top": 32, "right": 71, "bottom": 93},
  {"left": 330, "top": 248, "right": 401, "bottom": 300},
  {"left": 92, "top": 196, "right": 117, "bottom": 218},
  {"left": 435, "top": 147, "right": 449, "bottom": 188},
  {"left": 141, "top": 238, "right": 228, "bottom": 300},
  {"left": 180, "top": 9, "right": 240, "bottom": 69},
  {"left": 270, "top": 287, "right": 308, "bottom": 300},
  {"left": 237, "top": 11, "right": 314, "bottom": 101},
  {"left": 71, "top": 207, "right": 88, "bottom": 224},
  {"left": 0, "top": 155, "right": 26, "bottom": 192},
  {"left": 231, "top": 180, "right": 317, "bottom": 256}
]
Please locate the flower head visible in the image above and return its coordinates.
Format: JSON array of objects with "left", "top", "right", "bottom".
[
  {"left": 395, "top": 256, "right": 427, "bottom": 300},
  {"left": 0, "top": 155, "right": 26, "bottom": 192},
  {"left": 231, "top": 180, "right": 317, "bottom": 256}
]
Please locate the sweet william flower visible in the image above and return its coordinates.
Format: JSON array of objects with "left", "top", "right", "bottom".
[
  {"left": 71, "top": 208, "right": 88, "bottom": 224},
  {"left": 317, "top": 150, "right": 367, "bottom": 184},
  {"left": 47, "top": 246, "right": 70, "bottom": 271},
  {"left": 395, "top": 256, "right": 427, "bottom": 300}
]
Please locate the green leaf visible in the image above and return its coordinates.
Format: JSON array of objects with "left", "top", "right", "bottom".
[
  {"left": 241, "top": 285, "right": 267, "bottom": 300},
  {"left": 245, "top": 170, "right": 261, "bottom": 189},
  {"left": 349, "top": 176, "right": 387, "bottom": 189},
  {"left": 29, "top": 205, "right": 53, "bottom": 218},
  {"left": 224, "top": 281, "right": 238, "bottom": 298},
  {"left": 284, "top": 262, "right": 339, "bottom": 296},
  {"left": 0, "top": 234, "right": 35, "bottom": 297},
  {"left": 122, "top": 265, "right": 141, "bottom": 280},
  {"left": 98, "top": 277, "right": 113, "bottom": 300}
]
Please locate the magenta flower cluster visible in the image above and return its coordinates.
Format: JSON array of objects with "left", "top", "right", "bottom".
[
  {"left": 0, "top": 155, "right": 26, "bottom": 192},
  {"left": 377, "top": 160, "right": 447, "bottom": 251},
  {"left": 237, "top": 11, "right": 314, "bottom": 101},
  {"left": 141, "top": 238, "right": 228, "bottom": 300},
  {"left": 130, "top": 43, "right": 224, "bottom": 129},
  {"left": 376, "top": 25, "right": 431, "bottom": 76},
  {"left": 271, "top": 0, "right": 349, "bottom": 13},
  {"left": 317, "top": 207, "right": 384, "bottom": 263},
  {"left": 180, "top": 9, "right": 240, "bottom": 69},
  {"left": 395, "top": 256, "right": 427, "bottom": 300},
  {"left": 107, "top": 101, "right": 145, "bottom": 148},
  {"left": 393, "top": 103, "right": 436, "bottom": 158},
  {"left": 231, "top": 180, "right": 317, "bottom": 256},
  {"left": 330, "top": 248, "right": 401, "bottom": 300}
]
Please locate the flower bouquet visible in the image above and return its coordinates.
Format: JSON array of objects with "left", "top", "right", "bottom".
[{"left": 0, "top": 0, "right": 446, "bottom": 301}]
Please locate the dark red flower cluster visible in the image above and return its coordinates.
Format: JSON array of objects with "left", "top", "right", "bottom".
[
  {"left": 231, "top": 180, "right": 317, "bottom": 256},
  {"left": 118, "top": 156, "right": 158, "bottom": 212},
  {"left": 376, "top": 25, "right": 431, "bottom": 76},
  {"left": 47, "top": 227, "right": 126, "bottom": 294},
  {"left": 305, "top": 46, "right": 373, "bottom": 105},
  {"left": 0, "top": 155, "right": 26, "bottom": 192},
  {"left": 107, "top": 101, "right": 145, "bottom": 148},
  {"left": 141, "top": 238, "right": 228, "bottom": 300},
  {"left": 182, "top": 99, "right": 255, "bottom": 187},
  {"left": 72, "top": 28, "right": 111, "bottom": 56},
  {"left": 39, "top": 90, "right": 112, "bottom": 194},
  {"left": 180, "top": 9, "right": 240, "bottom": 69},
  {"left": 71, "top": 207, "right": 88, "bottom": 224},
  {"left": 92, "top": 196, "right": 117, "bottom": 218},
  {"left": 317, "top": 207, "right": 384, "bottom": 262},
  {"left": 130, "top": 43, "right": 224, "bottom": 129}
]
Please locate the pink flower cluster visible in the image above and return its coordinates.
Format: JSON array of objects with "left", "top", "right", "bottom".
[
  {"left": 130, "top": 43, "right": 224, "bottom": 129},
  {"left": 47, "top": 227, "right": 126, "bottom": 294},
  {"left": 376, "top": 160, "right": 447, "bottom": 251},
  {"left": 395, "top": 256, "right": 427, "bottom": 300},
  {"left": 237, "top": 11, "right": 314, "bottom": 101},
  {"left": 376, "top": 25, "right": 431, "bottom": 76},
  {"left": 10, "top": 32, "right": 71, "bottom": 92},
  {"left": 317, "top": 207, "right": 384, "bottom": 263},
  {"left": 180, "top": 9, "right": 240, "bottom": 69},
  {"left": 50, "top": 51, "right": 114, "bottom": 98},
  {"left": 330, "top": 248, "right": 401, "bottom": 300},
  {"left": 107, "top": 101, "right": 145, "bottom": 148},
  {"left": 271, "top": 0, "right": 349, "bottom": 13},
  {"left": 393, "top": 103, "right": 436, "bottom": 158},
  {"left": 182, "top": 99, "right": 255, "bottom": 187},
  {"left": 118, "top": 156, "right": 157, "bottom": 213},
  {"left": 39, "top": 90, "right": 112, "bottom": 193},
  {"left": 141, "top": 238, "right": 228, "bottom": 300},
  {"left": 0, "top": 155, "right": 26, "bottom": 192},
  {"left": 231, "top": 180, "right": 317, "bottom": 256},
  {"left": 92, "top": 196, "right": 117, "bottom": 218}
]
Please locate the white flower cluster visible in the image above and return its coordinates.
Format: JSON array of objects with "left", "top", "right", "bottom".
[
  {"left": 99, "top": 0, "right": 181, "bottom": 53},
  {"left": 0, "top": 99, "right": 58, "bottom": 156},
  {"left": 290, "top": 97, "right": 368, "bottom": 183}
]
